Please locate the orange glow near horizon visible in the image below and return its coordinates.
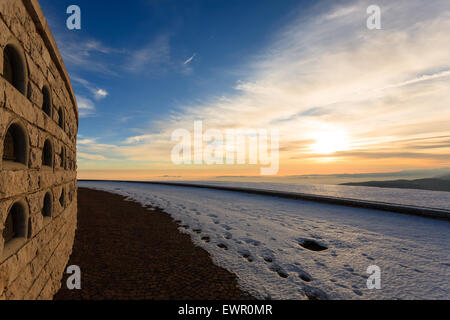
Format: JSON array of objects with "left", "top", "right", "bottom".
[{"left": 74, "top": 1, "right": 450, "bottom": 181}]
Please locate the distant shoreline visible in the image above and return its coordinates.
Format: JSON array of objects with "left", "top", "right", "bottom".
[
  {"left": 78, "top": 180, "right": 450, "bottom": 221},
  {"left": 341, "top": 177, "right": 450, "bottom": 193}
]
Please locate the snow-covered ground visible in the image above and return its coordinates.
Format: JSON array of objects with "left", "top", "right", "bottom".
[
  {"left": 176, "top": 181, "right": 450, "bottom": 211},
  {"left": 79, "top": 181, "right": 450, "bottom": 300}
]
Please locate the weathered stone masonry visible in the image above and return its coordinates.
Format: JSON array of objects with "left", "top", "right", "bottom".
[{"left": 0, "top": 0, "right": 78, "bottom": 300}]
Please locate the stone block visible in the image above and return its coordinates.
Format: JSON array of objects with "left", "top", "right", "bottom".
[{"left": 0, "top": 0, "right": 78, "bottom": 300}]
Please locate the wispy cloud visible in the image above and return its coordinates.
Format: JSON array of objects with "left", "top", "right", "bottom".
[
  {"left": 180, "top": 53, "right": 196, "bottom": 75},
  {"left": 84, "top": 40, "right": 120, "bottom": 54},
  {"left": 79, "top": 0, "right": 450, "bottom": 174},
  {"left": 380, "top": 69, "right": 450, "bottom": 91},
  {"left": 123, "top": 135, "right": 154, "bottom": 144},
  {"left": 77, "top": 137, "right": 124, "bottom": 164},
  {"left": 77, "top": 138, "right": 97, "bottom": 145},
  {"left": 124, "top": 35, "right": 171, "bottom": 73},
  {"left": 184, "top": 53, "right": 196, "bottom": 65},
  {"left": 78, "top": 153, "right": 109, "bottom": 161},
  {"left": 76, "top": 96, "right": 96, "bottom": 118},
  {"left": 55, "top": 30, "right": 172, "bottom": 77},
  {"left": 56, "top": 36, "right": 123, "bottom": 75},
  {"left": 94, "top": 89, "right": 109, "bottom": 99},
  {"left": 72, "top": 76, "right": 109, "bottom": 100}
]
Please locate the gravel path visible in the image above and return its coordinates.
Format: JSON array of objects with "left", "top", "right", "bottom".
[{"left": 54, "top": 188, "right": 253, "bottom": 300}]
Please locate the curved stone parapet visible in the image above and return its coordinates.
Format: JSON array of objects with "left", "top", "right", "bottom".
[{"left": 0, "top": 0, "right": 78, "bottom": 300}]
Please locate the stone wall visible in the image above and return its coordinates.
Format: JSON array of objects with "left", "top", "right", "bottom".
[{"left": 0, "top": 0, "right": 78, "bottom": 300}]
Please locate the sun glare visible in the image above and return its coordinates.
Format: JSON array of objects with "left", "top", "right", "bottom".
[{"left": 311, "top": 129, "right": 350, "bottom": 155}]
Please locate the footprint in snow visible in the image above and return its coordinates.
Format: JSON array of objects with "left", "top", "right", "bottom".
[
  {"left": 297, "top": 238, "right": 328, "bottom": 252},
  {"left": 344, "top": 265, "right": 354, "bottom": 272},
  {"left": 353, "top": 289, "right": 363, "bottom": 296},
  {"left": 243, "top": 238, "right": 261, "bottom": 246},
  {"left": 217, "top": 243, "right": 228, "bottom": 250},
  {"left": 239, "top": 250, "right": 254, "bottom": 262},
  {"left": 269, "top": 264, "right": 289, "bottom": 279},
  {"left": 303, "top": 286, "right": 329, "bottom": 300},
  {"left": 285, "top": 264, "right": 313, "bottom": 282}
]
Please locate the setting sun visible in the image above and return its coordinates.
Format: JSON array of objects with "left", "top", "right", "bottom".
[{"left": 311, "top": 129, "right": 350, "bottom": 155}]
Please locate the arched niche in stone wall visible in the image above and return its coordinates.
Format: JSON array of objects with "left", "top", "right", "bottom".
[
  {"left": 2, "top": 120, "right": 29, "bottom": 170},
  {"left": 2, "top": 200, "right": 29, "bottom": 260},
  {"left": 42, "top": 191, "right": 53, "bottom": 219},
  {"left": 2, "top": 39, "right": 28, "bottom": 95},
  {"left": 42, "top": 85, "right": 52, "bottom": 117},
  {"left": 42, "top": 139, "right": 53, "bottom": 168}
]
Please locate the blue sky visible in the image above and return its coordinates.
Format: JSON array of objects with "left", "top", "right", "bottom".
[
  {"left": 40, "top": 0, "right": 308, "bottom": 145},
  {"left": 38, "top": 0, "right": 450, "bottom": 181}
]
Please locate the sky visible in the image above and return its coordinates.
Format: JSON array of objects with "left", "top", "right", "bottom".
[{"left": 39, "top": 0, "right": 450, "bottom": 182}]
